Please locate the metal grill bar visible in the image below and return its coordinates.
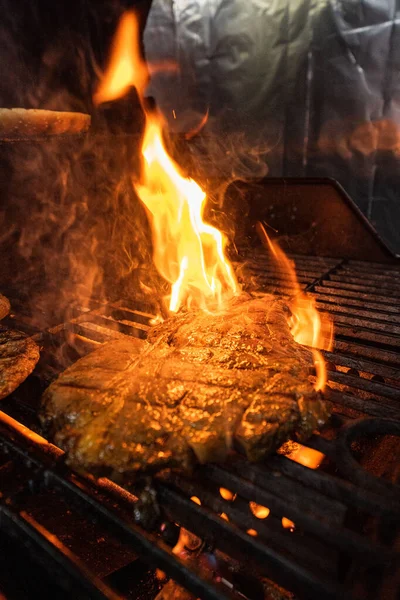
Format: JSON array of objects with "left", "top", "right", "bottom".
[{"left": 0, "top": 252, "right": 399, "bottom": 599}]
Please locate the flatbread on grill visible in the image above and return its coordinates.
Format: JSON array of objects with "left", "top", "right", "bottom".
[
  {"left": 0, "top": 294, "right": 10, "bottom": 321},
  {"left": 41, "top": 294, "right": 329, "bottom": 481},
  {"left": 0, "top": 108, "right": 91, "bottom": 141},
  {"left": 0, "top": 325, "right": 40, "bottom": 400}
]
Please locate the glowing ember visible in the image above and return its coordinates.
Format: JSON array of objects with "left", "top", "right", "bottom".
[
  {"left": 247, "top": 528, "right": 258, "bottom": 537},
  {"left": 256, "top": 222, "right": 333, "bottom": 392},
  {"left": 282, "top": 517, "right": 295, "bottom": 531},
  {"left": 286, "top": 443, "right": 325, "bottom": 469},
  {"left": 219, "top": 488, "right": 236, "bottom": 502},
  {"left": 95, "top": 10, "right": 238, "bottom": 313},
  {"left": 249, "top": 502, "right": 270, "bottom": 519},
  {"left": 155, "top": 569, "right": 166, "bottom": 581}
]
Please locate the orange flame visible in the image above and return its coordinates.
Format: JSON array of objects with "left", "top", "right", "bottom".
[
  {"left": 136, "top": 115, "right": 238, "bottom": 312},
  {"left": 95, "top": 10, "right": 238, "bottom": 313},
  {"left": 94, "top": 11, "right": 148, "bottom": 106},
  {"left": 256, "top": 223, "right": 333, "bottom": 392}
]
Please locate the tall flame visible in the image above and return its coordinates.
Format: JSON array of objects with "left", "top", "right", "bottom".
[
  {"left": 256, "top": 223, "right": 333, "bottom": 392},
  {"left": 136, "top": 115, "right": 238, "bottom": 312},
  {"left": 95, "top": 10, "right": 238, "bottom": 313},
  {"left": 95, "top": 12, "right": 333, "bottom": 388},
  {"left": 94, "top": 11, "right": 148, "bottom": 106}
]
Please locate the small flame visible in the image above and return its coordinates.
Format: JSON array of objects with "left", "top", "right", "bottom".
[
  {"left": 172, "top": 497, "right": 202, "bottom": 557},
  {"left": 256, "top": 223, "right": 333, "bottom": 392},
  {"left": 96, "top": 10, "right": 238, "bottom": 313}
]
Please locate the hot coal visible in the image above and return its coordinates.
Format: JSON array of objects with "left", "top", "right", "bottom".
[
  {"left": 0, "top": 325, "right": 40, "bottom": 400},
  {"left": 41, "top": 294, "right": 329, "bottom": 480}
]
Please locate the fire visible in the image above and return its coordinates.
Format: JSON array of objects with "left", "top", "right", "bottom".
[
  {"left": 95, "top": 10, "right": 238, "bottom": 313},
  {"left": 136, "top": 115, "right": 238, "bottom": 312},
  {"left": 256, "top": 223, "right": 333, "bottom": 392},
  {"left": 94, "top": 12, "right": 148, "bottom": 106},
  {"left": 96, "top": 11, "right": 333, "bottom": 378}
]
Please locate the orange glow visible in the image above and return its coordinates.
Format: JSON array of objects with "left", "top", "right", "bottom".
[
  {"left": 96, "top": 10, "right": 238, "bottom": 313},
  {"left": 172, "top": 528, "right": 190, "bottom": 556},
  {"left": 249, "top": 502, "right": 270, "bottom": 519},
  {"left": 282, "top": 517, "right": 295, "bottom": 531},
  {"left": 247, "top": 529, "right": 258, "bottom": 537},
  {"left": 220, "top": 488, "right": 236, "bottom": 501},
  {"left": 256, "top": 223, "right": 333, "bottom": 392},
  {"left": 190, "top": 496, "right": 201, "bottom": 505},
  {"left": 220, "top": 512, "right": 229, "bottom": 522},
  {"left": 286, "top": 443, "right": 325, "bottom": 469}
]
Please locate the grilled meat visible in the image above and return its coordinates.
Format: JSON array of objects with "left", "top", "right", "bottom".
[
  {"left": 0, "top": 325, "right": 40, "bottom": 400},
  {"left": 0, "top": 294, "right": 10, "bottom": 321},
  {"left": 41, "top": 294, "right": 329, "bottom": 480}
]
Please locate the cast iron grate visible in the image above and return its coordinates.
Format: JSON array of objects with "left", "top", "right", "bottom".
[{"left": 0, "top": 251, "right": 399, "bottom": 600}]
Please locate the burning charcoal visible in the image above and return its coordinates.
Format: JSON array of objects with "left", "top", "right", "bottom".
[
  {"left": 0, "top": 293, "right": 10, "bottom": 321},
  {"left": 0, "top": 325, "right": 40, "bottom": 400},
  {"left": 40, "top": 294, "right": 329, "bottom": 480}
]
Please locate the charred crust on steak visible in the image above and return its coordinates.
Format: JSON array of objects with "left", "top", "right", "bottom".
[
  {"left": 0, "top": 325, "right": 40, "bottom": 400},
  {"left": 0, "top": 294, "right": 10, "bottom": 321},
  {"left": 40, "top": 294, "right": 330, "bottom": 480}
]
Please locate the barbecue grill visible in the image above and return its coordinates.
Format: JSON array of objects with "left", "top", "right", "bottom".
[{"left": 0, "top": 178, "right": 399, "bottom": 600}]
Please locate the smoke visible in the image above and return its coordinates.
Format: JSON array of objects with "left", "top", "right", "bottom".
[
  {"left": 0, "top": 1, "right": 167, "bottom": 346},
  {"left": 0, "top": 0, "right": 269, "bottom": 353}
]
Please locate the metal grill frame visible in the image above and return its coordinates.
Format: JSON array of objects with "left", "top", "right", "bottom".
[{"left": 0, "top": 252, "right": 400, "bottom": 600}]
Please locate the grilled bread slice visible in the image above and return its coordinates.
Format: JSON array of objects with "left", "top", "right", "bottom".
[{"left": 0, "top": 108, "right": 90, "bottom": 141}]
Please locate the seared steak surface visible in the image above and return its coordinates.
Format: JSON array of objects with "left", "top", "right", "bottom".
[
  {"left": 0, "top": 325, "right": 40, "bottom": 400},
  {"left": 41, "top": 295, "right": 329, "bottom": 480},
  {"left": 0, "top": 294, "right": 10, "bottom": 321}
]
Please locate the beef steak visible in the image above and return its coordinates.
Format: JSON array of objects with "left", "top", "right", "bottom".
[
  {"left": 41, "top": 294, "right": 329, "bottom": 480},
  {"left": 0, "top": 325, "right": 40, "bottom": 400},
  {"left": 0, "top": 294, "right": 10, "bottom": 321}
]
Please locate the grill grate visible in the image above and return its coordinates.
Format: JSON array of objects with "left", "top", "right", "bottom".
[{"left": 0, "top": 251, "right": 399, "bottom": 600}]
